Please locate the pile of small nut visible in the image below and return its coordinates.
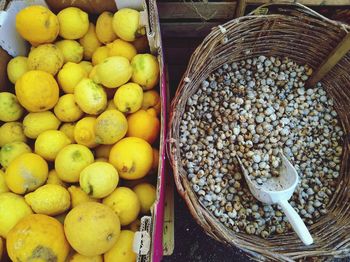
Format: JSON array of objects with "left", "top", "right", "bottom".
[{"left": 179, "top": 56, "right": 344, "bottom": 237}]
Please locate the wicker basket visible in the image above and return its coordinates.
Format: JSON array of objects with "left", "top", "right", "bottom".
[{"left": 168, "top": 3, "right": 350, "bottom": 261}]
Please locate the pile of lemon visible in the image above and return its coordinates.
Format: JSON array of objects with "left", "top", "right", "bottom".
[{"left": 0, "top": 5, "right": 160, "bottom": 262}]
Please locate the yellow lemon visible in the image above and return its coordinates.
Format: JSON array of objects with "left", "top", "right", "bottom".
[
  {"left": 59, "top": 122, "right": 76, "bottom": 143},
  {"left": 103, "top": 187, "right": 140, "bottom": 226},
  {"left": 74, "top": 78, "right": 107, "bottom": 115},
  {"left": 109, "top": 137, "right": 153, "bottom": 180},
  {"left": 28, "top": 44, "right": 64, "bottom": 75},
  {"left": 58, "top": 62, "right": 88, "bottom": 94},
  {"left": 15, "top": 5, "right": 59, "bottom": 44},
  {"left": 54, "top": 94, "right": 84, "bottom": 122},
  {"left": 74, "top": 117, "right": 98, "bottom": 148},
  {"left": 79, "top": 61, "right": 93, "bottom": 74},
  {"left": 127, "top": 109, "right": 160, "bottom": 144},
  {"left": 0, "top": 92, "right": 23, "bottom": 122},
  {"left": 7, "top": 214, "right": 70, "bottom": 262},
  {"left": 55, "top": 40, "right": 84, "bottom": 63},
  {"left": 23, "top": 111, "right": 61, "bottom": 139},
  {"left": 80, "top": 162, "right": 119, "bottom": 199},
  {"left": 95, "top": 110, "right": 128, "bottom": 144},
  {"left": 0, "top": 142, "right": 32, "bottom": 169},
  {"left": 0, "top": 122, "right": 26, "bottom": 147},
  {"left": 0, "top": 170, "right": 9, "bottom": 193},
  {"left": 133, "top": 183, "right": 156, "bottom": 214},
  {"left": 64, "top": 202, "right": 121, "bottom": 256},
  {"left": 47, "top": 170, "right": 67, "bottom": 188},
  {"left": 114, "top": 82, "right": 143, "bottom": 113},
  {"left": 0, "top": 192, "right": 33, "bottom": 238},
  {"left": 95, "top": 144, "right": 113, "bottom": 159},
  {"left": 91, "top": 56, "right": 132, "bottom": 88},
  {"left": 80, "top": 23, "right": 101, "bottom": 60},
  {"left": 5, "top": 153, "right": 48, "bottom": 194},
  {"left": 55, "top": 144, "right": 94, "bottom": 183},
  {"left": 142, "top": 90, "right": 161, "bottom": 115},
  {"left": 7, "top": 56, "right": 29, "bottom": 84},
  {"left": 107, "top": 39, "right": 137, "bottom": 61},
  {"left": 16, "top": 70, "right": 59, "bottom": 112},
  {"left": 25, "top": 184, "right": 70, "bottom": 215},
  {"left": 58, "top": 7, "right": 89, "bottom": 39},
  {"left": 92, "top": 46, "right": 110, "bottom": 65},
  {"left": 96, "top": 11, "right": 117, "bottom": 44},
  {"left": 70, "top": 252, "right": 103, "bottom": 262},
  {"left": 104, "top": 230, "right": 136, "bottom": 262},
  {"left": 112, "top": 8, "right": 145, "bottom": 42},
  {"left": 129, "top": 219, "right": 141, "bottom": 232},
  {"left": 35, "top": 130, "right": 71, "bottom": 161},
  {"left": 131, "top": 54, "right": 159, "bottom": 90},
  {"left": 106, "top": 99, "right": 118, "bottom": 111},
  {"left": 68, "top": 185, "right": 98, "bottom": 208}
]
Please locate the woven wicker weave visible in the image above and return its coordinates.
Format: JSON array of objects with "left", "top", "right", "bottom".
[{"left": 168, "top": 3, "right": 350, "bottom": 261}]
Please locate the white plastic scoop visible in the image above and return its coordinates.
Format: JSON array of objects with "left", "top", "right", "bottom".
[{"left": 236, "top": 152, "right": 313, "bottom": 245}]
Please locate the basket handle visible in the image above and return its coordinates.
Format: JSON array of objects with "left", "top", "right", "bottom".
[{"left": 248, "top": 2, "right": 337, "bottom": 24}]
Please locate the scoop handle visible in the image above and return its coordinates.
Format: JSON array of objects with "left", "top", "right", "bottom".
[{"left": 278, "top": 199, "right": 313, "bottom": 246}]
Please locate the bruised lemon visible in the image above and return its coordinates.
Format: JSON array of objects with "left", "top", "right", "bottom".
[
  {"left": 58, "top": 62, "right": 88, "bottom": 94},
  {"left": 80, "top": 23, "right": 101, "bottom": 60},
  {"left": 74, "top": 117, "right": 98, "bottom": 148},
  {"left": 55, "top": 40, "right": 84, "bottom": 63},
  {"left": 35, "top": 130, "right": 71, "bottom": 161},
  {"left": 112, "top": 8, "right": 145, "bottom": 42},
  {"left": 107, "top": 39, "right": 137, "bottom": 61},
  {"left": 16, "top": 5, "right": 59, "bottom": 44},
  {"left": 0, "top": 142, "right": 32, "bottom": 169},
  {"left": 92, "top": 46, "right": 110, "bottom": 65},
  {"left": 0, "top": 122, "right": 26, "bottom": 147},
  {"left": 109, "top": 137, "right": 153, "bottom": 180},
  {"left": 7, "top": 56, "right": 29, "bottom": 84},
  {"left": 64, "top": 202, "right": 121, "bottom": 256},
  {"left": 91, "top": 56, "right": 132, "bottom": 88},
  {"left": 23, "top": 111, "right": 61, "bottom": 139},
  {"left": 25, "top": 184, "right": 70, "bottom": 215},
  {"left": 74, "top": 78, "right": 107, "bottom": 115},
  {"left": 28, "top": 44, "right": 64, "bottom": 75},
  {"left": 131, "top": 54, "right": 159, "bottom": 90},
  {"left": 7, "top": 214, "right": 70, "bottom": 262},
  {"left": 5, "top": 153, "right": 48, "bottom": 194},
  {"left": 0, "top": 192, "right": 33, "bottom": 238},
  {"left": 80, "top": 162, "right": 119, "bottom": 199},
  {"left": 58, "top": 7, "right": 89, "bottom": 39},
  {"left": 68, "top": 185, "right": 98, "bottom": 208},
  {"left": 54, "top": 94, "right": 84, "bottom": 122},
  {"left": 114, "top": 83, "right": 143, "bottom": 114},
  {"left": 55, "top": 144, "right": 94, "bottom": 183},
  {"left": 16, "top": 70, "right": 59, "bottom": 112},
  {"left": 95, "top": 110, "right": 128, "bottom": 145},
  {"left": 0, "top": 92, "right": 23, "bottom": 122},
  {"left": 103, "top": 187, "right": 140, "bottom": 226},
  {"left": 133, "top": 183, "right": 156, "bottom": 214},
  {"left": 96, "top": 12, "right": 117, "bottom": 44},
  {"left": 104, "top": 230, "right": 136, "bottom": 262}
]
